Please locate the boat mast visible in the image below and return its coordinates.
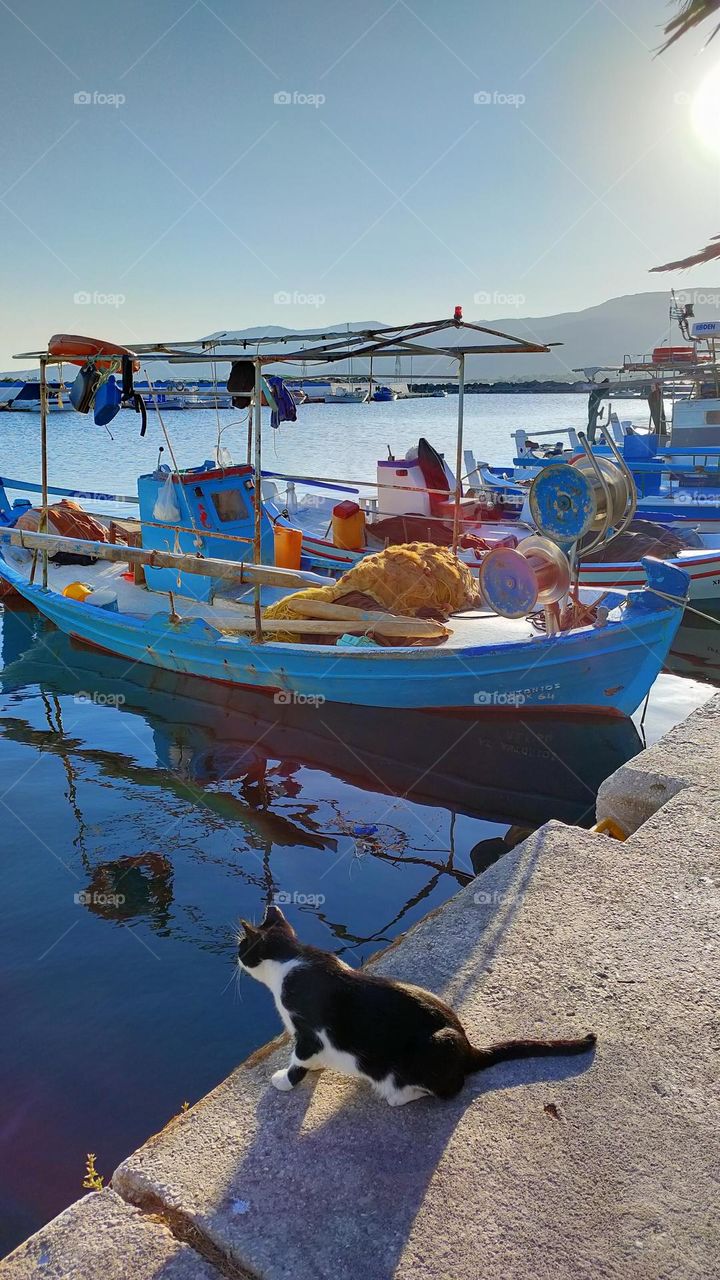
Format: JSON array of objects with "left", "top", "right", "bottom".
[
  {"left": 252, "top": 358, "right": 263, "bottom": 643},
  {"left": 40, "top": 354, "right": 49, "bottom": 587},
  {"left": 452, "top": 353, "right": 465, "bottom": 555}
]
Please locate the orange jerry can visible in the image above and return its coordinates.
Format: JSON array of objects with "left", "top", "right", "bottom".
[
  {"left": 274, "top": 524, "right": 303, "bottom": 570},
  {"left": 332, "top": 500, "right": 366, "bottom": 550}
]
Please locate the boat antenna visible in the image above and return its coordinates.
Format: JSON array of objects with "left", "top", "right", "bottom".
[{"left": 669, "top": 288, "right": 692, "bottom": 342}]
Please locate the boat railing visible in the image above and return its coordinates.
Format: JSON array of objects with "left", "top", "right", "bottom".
[
  {"left": 262, "top": 468, "right": 464, "bottom": 502},
  {"left": 628, "top": 458, "right": 720, "bottom": 479},
  {"left": 512, "top": 427, "right": 581, "bottom": 448},
  {"left": 0, "top": 476, "right": 139, "bottom": 505},
  {"left": 1, "top": 465, "right": 509, "bottom": 551},
  {"left": 622, "top": 353, "right": 714, "bottom": 376}
]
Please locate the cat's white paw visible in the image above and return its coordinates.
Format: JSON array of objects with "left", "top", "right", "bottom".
[
  {"left": 271, "top": 1069, "right": 294, "bottom": 1092},
  {"left": 386, "top": 1085, "right": 430, "bottom": 1106}
]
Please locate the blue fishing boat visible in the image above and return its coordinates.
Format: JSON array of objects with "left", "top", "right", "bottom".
[{"left": 0, "top": 317, "right": 690, "bottom": 717}]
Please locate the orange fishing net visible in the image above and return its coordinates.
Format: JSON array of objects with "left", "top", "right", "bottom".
[{"left": 262, "top": 542, "right": 478, "bottom": 642}]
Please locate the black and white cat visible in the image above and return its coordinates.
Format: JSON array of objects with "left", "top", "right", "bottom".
[{"left": 238, "top": 905, "right": 596, "bottom": 1106}]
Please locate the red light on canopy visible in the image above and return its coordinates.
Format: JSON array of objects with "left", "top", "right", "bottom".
[{"left": 453, "top": 305, "right": 463, "bottom": 321}]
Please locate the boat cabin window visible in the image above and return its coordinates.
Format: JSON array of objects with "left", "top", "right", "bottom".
[
  {"left": 210, "top": 487, "right": 249, "bottom": 522},
  {"left": 706, "top": 411, "right": 720, "bottom": 425}
]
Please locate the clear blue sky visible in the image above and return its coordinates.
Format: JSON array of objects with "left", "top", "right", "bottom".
[{"left": 1, "top": 0, "right": 718, "bottom": 367}]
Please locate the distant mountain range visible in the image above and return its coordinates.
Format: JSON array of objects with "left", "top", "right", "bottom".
[{"left": 4, "top": 289, "right": 719, "bottom": 383}]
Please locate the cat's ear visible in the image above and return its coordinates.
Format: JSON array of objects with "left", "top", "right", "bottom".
[
  {"left": 239, "top": 918, "right": 260, "bottom": 939},
  {"left": 261, "top": 904, "right": 287, "bottom": 929}
]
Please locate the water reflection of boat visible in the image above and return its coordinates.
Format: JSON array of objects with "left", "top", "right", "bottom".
[{"left": 0, "top": 617, "right": 642, "bottom": 829}]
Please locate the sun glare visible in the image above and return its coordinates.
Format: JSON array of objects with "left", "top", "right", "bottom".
[{"left": 692, "top": 61, "right": 720, "bottom": 154}]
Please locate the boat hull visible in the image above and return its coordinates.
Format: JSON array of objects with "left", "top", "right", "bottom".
[
  {"left": 577, "top": 549, "right": 720, "bottom": 607},
  {"left": 0, "top": 556, "right": 685, "bottom": 716}
]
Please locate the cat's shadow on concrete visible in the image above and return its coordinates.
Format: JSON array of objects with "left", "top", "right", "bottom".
[{"left": 204, "top": 1045, "right": 595, "bottom": 1280}]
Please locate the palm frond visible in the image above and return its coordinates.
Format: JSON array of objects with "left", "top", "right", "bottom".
[
  {"left": 653, "top": 4, "right": 720, "bottom": 268},
  {"left": 659, "top": 0, "right": 720, "bottom": 52},
  {"left": 651, "top": 234, "right": 720, "bottom": 270}
]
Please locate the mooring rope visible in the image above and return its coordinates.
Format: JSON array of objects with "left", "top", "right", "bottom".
[{"left": 649, "top": 590, "right": 720, "bottom": 627}]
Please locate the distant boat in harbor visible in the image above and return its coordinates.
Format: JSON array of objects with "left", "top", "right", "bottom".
[
  {"left": 0, "top": 381, "right": 74, "bottom": 413},
  {"left": 402, "top": 387, "right": 447, "bottom": 399},
  {"left": 327, "top": 386, "right": 369, "bottom": 403},
  {"left": 294, "top": 381, "right": 368, "bottom": 404},
  {"left": 143, "top": 388, "right": 187, "bottom": 411}
]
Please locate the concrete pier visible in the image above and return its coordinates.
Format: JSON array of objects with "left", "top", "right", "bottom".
[
  {"left": 3, "top": 694, "right": 720, "bottom": 1279},
  {"left": 0, "top": 1188, "right": 224, "bottom": 1279}
]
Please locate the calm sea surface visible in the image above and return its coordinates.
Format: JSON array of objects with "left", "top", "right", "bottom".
[
  {"left": 0, "top": 388, "right": 652, "bottom": 493},
  {"left": 0, "top": 394, "right": 715, "bottom": 1254}
]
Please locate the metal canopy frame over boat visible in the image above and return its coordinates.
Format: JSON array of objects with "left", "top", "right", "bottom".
[
  {"left": 16, "top": 314, "right": 554, "bottom": 632},
  {"left": 15, "top": 316, "right": 555, "bottom": 367}
]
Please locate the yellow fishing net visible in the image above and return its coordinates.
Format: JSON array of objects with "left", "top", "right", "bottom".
[{"left": 262, "top": 542, "right": 478, "bottom": 642}]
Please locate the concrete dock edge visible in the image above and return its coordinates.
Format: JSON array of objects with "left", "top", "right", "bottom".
[
  {"left": 0, "top": 1187, "right": 226, "bottom": 1279},
  {"left": 597, "top": 691, "right": 720, "bottom": 833}
]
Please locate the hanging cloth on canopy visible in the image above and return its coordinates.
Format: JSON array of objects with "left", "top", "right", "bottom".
[{"left": 266, "top": 376, "right": 297, "bottom": 429}]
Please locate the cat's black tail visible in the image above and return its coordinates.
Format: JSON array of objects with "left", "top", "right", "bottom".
[{"left": 466, "top": 1031, "right": 596, "bottom": 1073}]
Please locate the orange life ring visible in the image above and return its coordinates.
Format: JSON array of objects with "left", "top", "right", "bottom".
[{"left": 48, "top": 334, "right": 139, "bottom": 371}]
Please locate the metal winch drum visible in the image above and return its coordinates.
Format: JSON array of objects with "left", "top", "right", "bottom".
[
  {"left": 478, "top": 535, "right": 571, "bottom": 619},
  {"left": 528, "top": 457, "right": 633, "bottom": 545}
]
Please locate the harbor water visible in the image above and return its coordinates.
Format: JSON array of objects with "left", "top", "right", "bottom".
[{"left": 0, "top": 394, "right": 716, "bottom": 1254}]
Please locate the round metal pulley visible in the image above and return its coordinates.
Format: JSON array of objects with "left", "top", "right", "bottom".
[
  {"left": 529, "top": 464, "right": 597, "bottom": 544},
  {"left": 517, "top": 535, "right": 571, "bottom": 605},
  {"left": 570, "top": 455, "right": 631, "bottom": 531},
  {"left": 479, "top": 546, "right": 539, "bottom": 618}
]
